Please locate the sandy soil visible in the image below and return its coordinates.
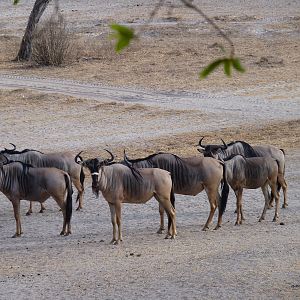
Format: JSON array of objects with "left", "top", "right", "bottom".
[{"left": 0, "top": 1, "right": 299, "bottom": 299}]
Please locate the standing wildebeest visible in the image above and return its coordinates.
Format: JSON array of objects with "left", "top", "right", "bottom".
[
  {"left": 197, "top": 137, "right": 288, "bottom": 208},
  {"left": 0, "top": 143, "right": 85, "bottom": 213},
  {"left": 123, "top": 151, "right": 229, "bottom": 231},
  {"left": 220, "top": 154, "right": 282, "bottom": 225},
  {"left": 0, "top": 158, "right": 72, "bottom": 237},
  {"left": 75, "top": 150, "right": 176, "bottom": 244}
]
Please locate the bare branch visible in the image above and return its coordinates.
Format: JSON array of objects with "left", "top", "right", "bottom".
[{"left": 180, "top": 0, "right": 235, "bottom": 57}]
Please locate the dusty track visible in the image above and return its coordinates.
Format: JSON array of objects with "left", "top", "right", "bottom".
[{"left": 0, "top": 0, "right": 299, "bottom": 299}]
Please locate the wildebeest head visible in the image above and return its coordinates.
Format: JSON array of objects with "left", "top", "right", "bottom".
[
  {"left": 197, "top": 137, "right": 227, "bottom": 158},
  {"left": 75, "top": 149, "right": 115, "bottom": 195},
  {"left": 0, "top": 143, "right": 17, "bottom": 154}
]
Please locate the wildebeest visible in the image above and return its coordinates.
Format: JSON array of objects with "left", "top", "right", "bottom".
[
  {"left": 123, "top": 151, "right": 229, "bottom": 231},
  {"left": 75, "top": 150, "right": 176, "bottom": 244},
  {"left": 0, "top": 143, "right": 85, "bottom": 213},
  {"left": 0, "top": 157, "right": 72, "bottom": 237},
  {"left": 197, "top": 137, "right": 288, "bottom": 208},
  {"left": 220, "top": 154, "right": 282, "bottom": 225}
]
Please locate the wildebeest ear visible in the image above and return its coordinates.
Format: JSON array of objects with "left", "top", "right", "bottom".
[
  {"left": 96, "top": 158, "right": 104, "bottom": 167},
  {"left": 197, "top": 148, "right": 204, "bottom": 154}
]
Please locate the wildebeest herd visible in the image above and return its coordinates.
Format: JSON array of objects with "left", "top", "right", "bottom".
[{"left": 0, "top": 139, "right": 287, "bottom": 244}]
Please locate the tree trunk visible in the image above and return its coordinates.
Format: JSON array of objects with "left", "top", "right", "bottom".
[{"left": 15, "top": 0, "right": 52, "bottom": 61}]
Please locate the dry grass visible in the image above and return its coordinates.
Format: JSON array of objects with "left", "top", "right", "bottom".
[{"left": 31, "top": 15, "right": 72, "bottom": 66}]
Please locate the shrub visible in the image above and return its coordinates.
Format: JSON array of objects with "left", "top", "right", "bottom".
[{"left": 31, "top": 15, "right": 71, "bottom": 66}]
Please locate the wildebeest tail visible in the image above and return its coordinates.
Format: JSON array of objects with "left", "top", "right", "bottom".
[
  {"left": 275, "top": 159, "right": 282, "bottom": 193},
  {"left": 64, "top": 174, "right": 73, "bottom": 224},
  {"left": 170, "top": 186, "right": 175, "bottom": 209},
  {"left": 80, "top": 166, "right": 85, "bottom": 188},
  {"left": 220, "top": 163, "right": 229, "bottom": 215}
]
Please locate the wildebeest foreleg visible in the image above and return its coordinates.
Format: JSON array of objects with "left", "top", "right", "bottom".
[
  {"left": 12, "top": 200, "right": 22, "bottom": 238},
  {"left": 115, "top": 201, "right": 123, "bottom": 243},
  {"left": 109, "top": 203, "right": 118, "bottom": 244}
]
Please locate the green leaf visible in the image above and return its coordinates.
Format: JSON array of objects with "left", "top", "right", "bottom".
[
  {"left": 232, "top": 58, "right": 246, "bottom": 73},
  {"left": 224, "top": 59, "right": 231, "bottom": 77},
  {"left": 13, "top": 0, "right": 20, "bottom": 4},
  {"left": 199, "top": 59, "right": 225, "bottom": 79},
  {"left": 110, "top": 23, "right": 135, "bottom": 52},
  {"left": 110, "top": 24, "right": 134, "bottom": 38}
]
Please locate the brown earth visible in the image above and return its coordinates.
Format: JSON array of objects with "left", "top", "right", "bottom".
[{"left": 0, "top": 1, "right": 299, "bottom": 299}]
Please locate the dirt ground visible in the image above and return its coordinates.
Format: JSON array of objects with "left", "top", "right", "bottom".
[{"left": 0, "top": 1, "right": 299, "bottom": 299}]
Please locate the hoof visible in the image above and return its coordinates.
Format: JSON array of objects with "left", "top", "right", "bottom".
[
  {"left": 258, "top": 217, "right": 264, "bottom": 222},
  {"left": 11, "top": 233, "right": 21, "bottom": 238},
  {"left": 110, "top": 239, "right": 119, "bottom": 245},
  {"left": 165, "top": 233, "right": 176, "bottom": 240},
  {"left": 76, "top": 206, "right": 82, "bottom": 211},
  {"left": 272, "top": 217, "right": 278, "bottom": 222},
  {"left": 26, "top": 211, "right": 32, "bottom": 216},
  {"left": 156, "top": 228, "right": 164, "bottom": 234},
  {"left": 60, "top": 231, "right": 65, "bottom": 236},
  {"left": 39, "top": 210, "right": 44, "bottom": 213},
  {"left": 202, "top": 226, "right": 209, "bottom": 231},
  {"left": 282, "top": 204, "right": 288, "bottom": 209},
  {"left": 214, "top": 225, "right": 221, "bottom": 230}
]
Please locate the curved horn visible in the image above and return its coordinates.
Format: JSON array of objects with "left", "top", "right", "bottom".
[
  {"left": 123, "top": 150, "right": 132, "bottom": 167},
  {"left": 4, "top": 143, "right": 16, "bottom": 152},
  {"left": 198, "top": 137, "right": 206, "bottom": 149},
  {"left": 104, "top": 149, "right": 114, "bottom": 163},
  {"left": 221, "top": 139, "right": 228, "bottom": 149},
  {"left": 75, "top": 151, "right": 84, "bottom": 164}
]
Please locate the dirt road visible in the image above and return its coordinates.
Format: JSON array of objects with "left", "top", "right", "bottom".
[{"left": 0, "top": 0, "right": 299, "bottom": 299}]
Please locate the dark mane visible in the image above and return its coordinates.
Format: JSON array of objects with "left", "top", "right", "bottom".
[
  {"left": 1, "top": 148, "right": 44, "bottom": 155},
  {"left": 4, "top": 160, "right": 34, "bottom": 174},
  {"left": 127, "top": 152, "right": 167, "bottom": 163},
  {"left": 123, "top": 160, "right": 143, "bottom": 183},
  {"left": 228, "top": 141, "right": 258, "bottom": 157},
  {"left": 223, "top": 153, "right": 246, "bottom": 162}
]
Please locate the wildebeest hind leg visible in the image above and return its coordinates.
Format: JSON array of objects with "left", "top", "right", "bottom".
[
  {"left": 259, "top": 183, "right": 270, "bottom": 222},
  {"left": 203, "top": 187, "right": 218, "bottom": 231},
  {"left": 26, "top": 201, "right": 33, "bottom": 216},
  {"left": 155, "top": 195, "right": 176, "bottom": 238},
  {"left": 39, "top": 203, "right": 46, "bottom": 213},
  {"left": 73, "top": 179, "right": 84, "bottom": 211},
  {"left": 157, "top": 203, "right": 165, "bottom": 234},
  {"left": 278, "top": 174, "right": 288, "bottom": 208},
  {"left": 234, "top": 188, "right": 243, "bottom": 225}
]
